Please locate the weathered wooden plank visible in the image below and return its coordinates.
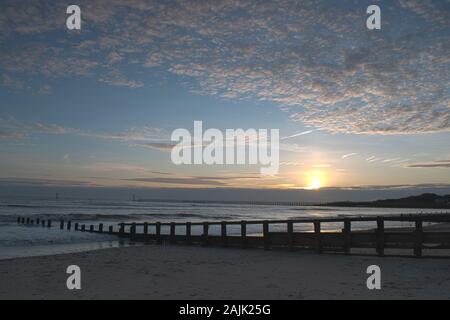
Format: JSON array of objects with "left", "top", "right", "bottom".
[
  {"left": 170, "top": 222, "right": 176, "bottom": 244},
  {"left": 414, "top": 220, "right": 423, "bottom": 257},
  {"left": 314, "top": 221, "right": 322, "bottom": 253},
  {"left": 155, "top": 222, "right": 162, "bottom": 243},
  {"left": 376, "top": 217, "right": 385, "bottom": 257},
  {"left": 241, "top": 221, "right": 247, "bottom": 249},
  {"left": 221, "top": 222, "right": 227, "bottom": 247},
  {"left": 287, "top": 221, "right": 294, "bottom": 251},
  {"left": 263, "top": 221, "right": 270, "bottom": 250},
  {"left": 186, "top": 222, "right": 192, "bottom": 244},
  {"left": 343, "top": 219, "right": 351, "bottom": 254},
  {"left": 202, "top": 222, "right": 209, "bottom": 246}
]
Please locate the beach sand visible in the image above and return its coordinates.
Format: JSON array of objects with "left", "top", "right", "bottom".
[{"left": 1, "top": 244, "right": 450, "bottom": 300}]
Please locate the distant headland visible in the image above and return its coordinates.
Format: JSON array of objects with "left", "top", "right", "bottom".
[{"left": 323, "top": 193, "right": 450, "bottom": 209}]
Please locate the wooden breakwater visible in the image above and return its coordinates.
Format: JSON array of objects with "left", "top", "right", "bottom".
[{"left": 16, "top": 213, "right": 450, "bottom": 258}]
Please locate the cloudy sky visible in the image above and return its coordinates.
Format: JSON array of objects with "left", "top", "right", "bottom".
[{"left": 0, "top": 0, "right": 449, "bottom": 194}]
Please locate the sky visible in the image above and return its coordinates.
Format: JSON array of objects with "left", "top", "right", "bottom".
[{"left": 0, "top": 0, "right": 449, "bottom": 199}]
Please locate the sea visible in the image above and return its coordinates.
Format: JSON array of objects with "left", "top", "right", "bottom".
[{"left": 0, "top": 196, "right": 448, "bottom": 260}]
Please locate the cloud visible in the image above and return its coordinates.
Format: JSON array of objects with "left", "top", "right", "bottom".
[
  {"left": 124, "top": 174, "right": 261, "bottom": 186},
  {"left": 281, "top": 130, "right": 313, "bottom": 140},
  {"left": 0, "top": 177, "right": 97, "bottom": 187},
  {"left": 0, "top": 117, "right": 79, "bottom": 140},
  {"left": 342, "top": 153, "right": 357, "bottom": 159},
  {"left": 0, "top": 0, "right": 449, "bottom": 134},
  {"left": 406, "top": 160, "right": 450, "bottom": 168},
  {"left": 2, "top": 74, "right": 24, "bottom": 90},
  {"left": 133, "top": 142, "right": 175, "bottom": 152}
]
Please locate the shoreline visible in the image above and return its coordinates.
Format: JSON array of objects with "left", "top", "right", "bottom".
[{"left": 1, "top": 243, "right": 450, "bottom": 299}]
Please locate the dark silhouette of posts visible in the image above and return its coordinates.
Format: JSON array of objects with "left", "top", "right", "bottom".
[
  {"left": 26, "top": 218, "right": 30, "bottom": 224},
  {"left": 36, "top": 218, "right": 40, "bottom": 225},
  {"left": 376, "top": 217, "right": 385, "bottom": 257},
  {"left": 202, "top": 222, "right": 209, "bottom": 246},
  {"left": 47, "top": 220, "right": 52, "bottom": 228},
  {"left": 343, "top": 219, "right": 351, "bottom": 255},
  {"left": 314, "top": 221, "right": 322, "bottom": 254},
  {"left": 67, "top": 221, "right": 72, "bottom": 231},
  {"left": 130, "top": 223, "right": 136, "bottom": 240},
  {"left": 287, "top": 221, "right": 294, "bottom": 251},
  {"left": 414, "top": 220, "right": 423, "bottom": 257},
  {"left": 186, "top": 222, "right": 191, "bottom": 244},
  {"left": 81, "top": 224, "right": 85, "bottom": 232},
  {"left": 156, "top": 222, "right": 162, "bottom": 244},
  {"left": 21, "top": 217, "right": 25, "bottom": 224},
  {"left": 263, "top": 221, "right": 270, "bottom": 250},
  {"left": 75, "top": 223, "right": 79, "bottom": 231},
  {"left": 99, "top": 223, "right": 103, "bottom": 233},
  {"left": 143, "top": 222, "right": 148, "bottom": 241},
  {"left": 241, "top": 221, "right": 247, "bottom": 248},
  {"left": 109, "top": 226, "right": 113, "bottom": 234},
  {"left": 170, "top": 223, "right": 176, "bottom": 244},
  {"left": 221, "top": 222, "right": 227, "bottom": 247},
  {"left": 41, "top": 220, "right": 45, "bottom": 227},
  {"left": 60, "top": 220, "right": 64, "bottom": 230},
  {"left": 89, "top": 225, "right": 94, "bottom": 232},
  {"left": 17, "top": 217, "right": 21, "bottom": 224},
  {"left": 119, "top": 223, "right": 125, "bottom": 237}
]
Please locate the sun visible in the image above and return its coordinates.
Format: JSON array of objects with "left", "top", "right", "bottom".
[
  {"left": 310, "top": 177, "right": 322, "bottom": 190},
  {"left": 305, "top": 171, "right": 327, "bottom": 190}
]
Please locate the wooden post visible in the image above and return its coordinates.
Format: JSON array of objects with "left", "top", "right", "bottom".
[
  {"left": 287, "top": 221, "right": 294, "bottom": 251},
  {"left": 186, "top": 222, "right": 191, "bottom": 244},
  {"left": 75, "top": 223, "right": 79, "bottom": 231},
  {"left": 170, "top": 223, "right": 176, "bottom": 244},
  {"left": 221, "top": 222, "right": 227, "bottom": 247},
  {"left": 47, "top": 220, "right": 52, "bottom": 228},
  {"left": 414, "top": 219, "right": 423, "bottom": 257},
  {"left": 109, "top": 226, "right": 113, "bottom": 234},
  {"left": 99, "top": 223, "right": 103, "bottom": 233},
  {"left": 21, "top": 217, "right": 25, "bottom": 224},
  {"left": 343, "top": 219, "right": 351, "bottom": 255},
  {"left": 81, "top": 224, "right": 85, "bottom": 232},
  {"left": 130, "top": 223, "right": 136, "bottom": 239},
  {"left": 143, "top": 222, "right": 148, "bottom": 242},
  {"left": 314, "top": 221, "right": 322, "bottom": 254},
  {"left": 17, "top": 217, "right": 21, "bottom": 224},
  {"left": 26, "top": 218, "right": 30, "bottom": 224},
  {"left": 241, "top": 221, "right": 247, "bottom": 249},
  {"left": 376, "top": 217, "right": 385, "bottom": 257},
  {"left": 30, "top": 220, "right": 34, "bottom": 225},
  {"left": 67, "top": 221, "right": 72, "bottom": 231},
  {"left": 119, "top": 223, "right": 125, "bottom": 237},
  {"left": 89, "top": 225, "right": 94, "bottom": 233},
  {"left": 41, "top": 220, "right": 45, "bottom": 227},
  {"left": 156, "top": 222, "right": 161, "bottom": 244},
  {"left": 36, "top": 218, "right": 40, "bottom": 225},
  {"left": 60, "top": 220, "right": 64, "bottom": 230},
  {"left": 263, "top": 221, "right": 270, "bottom": 250},
  {"left": 202, "top": 222, "right": 209, "bottom": 246}
]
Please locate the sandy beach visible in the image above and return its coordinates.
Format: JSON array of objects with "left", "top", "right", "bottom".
[{"left": 1, "top": 244, "right": 449, "bottom": 300}]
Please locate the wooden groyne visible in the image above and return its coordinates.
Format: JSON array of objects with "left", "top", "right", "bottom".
[{"left": 16, "top": 213, "right": 450, "bottom": 258}]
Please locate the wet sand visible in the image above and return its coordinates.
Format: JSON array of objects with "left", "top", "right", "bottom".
[{"left": 0, "top": 244, "right": 449, "bottom": 300}]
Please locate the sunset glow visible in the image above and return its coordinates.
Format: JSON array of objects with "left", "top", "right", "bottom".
[{"left": 306, "top": 172, "right": 327, "bottom": 190}]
